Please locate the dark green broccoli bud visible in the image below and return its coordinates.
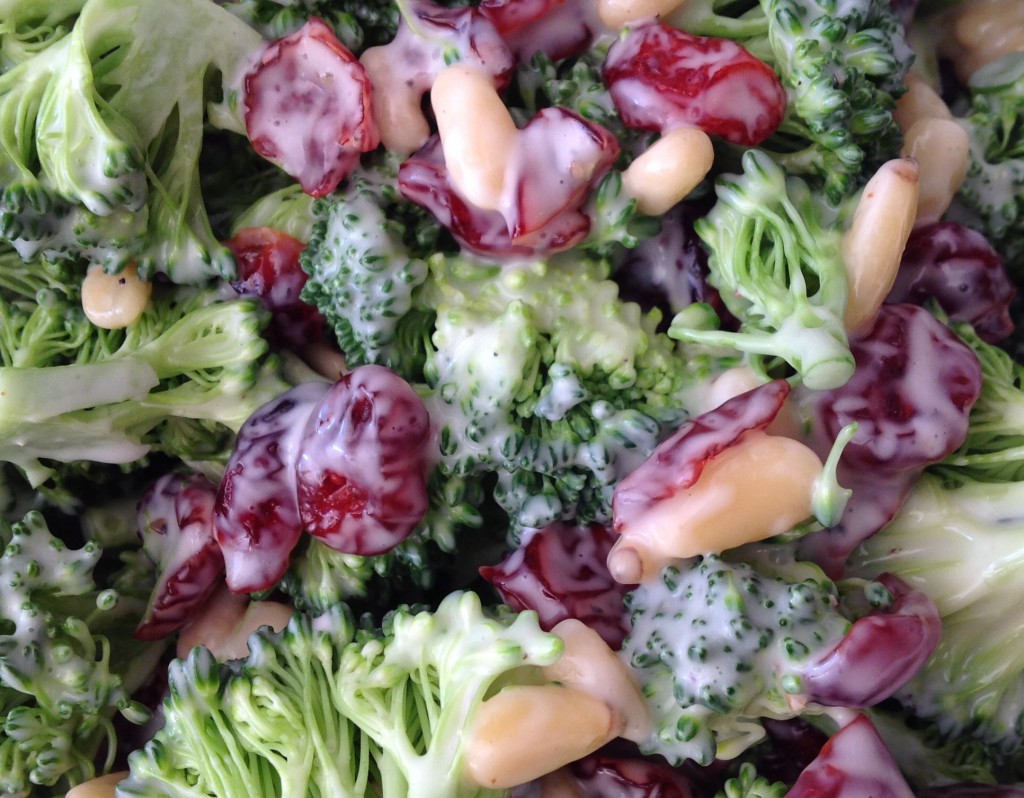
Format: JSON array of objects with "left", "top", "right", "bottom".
[
  {"left": 957, "top": 53, "right": 1024, "bottom": 275},
  {"left": 715, "top": 762, "right": 787, "bottom": 798},
  {"left": 0, "top": 510, "right": 161, "bottom": 795},
  {"left": 670, "top": 0, "right": 913, "bottom": 204},
  {"left": 120, "top": 592, "right": 563, "bottom": 798},
  {"left": 668, "top": 149, "right": 853, "bottom": 390},
  {"left": 221, "top": 0, "right": 400, "bottom": 52},
  {"left": 300, "top": 157, "right": 436, "bottom": 377}
]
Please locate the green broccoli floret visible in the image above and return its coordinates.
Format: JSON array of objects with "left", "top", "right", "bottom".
[
  {"left": 620, "top": 551, "right": 860, "bottom": 766},
  {"left": 669, "top": 0, "right": 913, "bottom": 204},
  {"left": 221, "top": 0, "right": 399, "bottom": 51},
  {"left": 714, "top": 763, "right": 787, "bottom": 798},
  {"left": 120, "top": 591, "right": 563, "bottom": 798},
  {"left": 956, "top": 52, "right": 1024, "bottom": 276},
  {"left": 0, "top": 510, "right": 162, "bottom": 795},
  {"left": 423, "top": 252, "right": 692, "bottom": 534},
  {"left": 230, "top": 183, "right": 319, "bottom": 243},
  {"left": 0, "top": 0, "right": 87, "bottom": 70},
  {"left": 668, "top": 149, "right": 854, "bottom": 390},
  {"left": 0, "top": 0, "right": 266, "bottom": 283},
  {"left": 932, "top": 321, "right": 1024, "bottom": 485},
  {"left": 0, "top": 249, "right": 289, "bottom": 487},
  {"left": 300, "top": 156, "right": 437, "bottom": 377},
  {"left": 849, "top": 473, "right": 1024, "bottom": 754}
]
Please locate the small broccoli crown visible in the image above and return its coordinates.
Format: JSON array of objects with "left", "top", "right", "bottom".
[
  {"left": 622, "top": 554, "right": 851, "bottom": 766},
  {"left": 714, "top": 762, "right": 787, "bottom": 798},
  {"left": 0, "top": 510, "right": 153, "bottom": 795},
  {"left": 669, "top": 149, "right": 853, "bottom": 390},
  {"left": 300, "top": 158, "right": 435, "bottom": 376},
  {"left": 121, "top": 592, "right": 562, "bottom": 798},
  {"left": 424, "top": 253, "right": 690, "bottom": 534},
  {"left": 957, "top": 53, "right": 1024, "bottom": 274},
  {"left": 932, "top": 321, "right": 1024, "bottom": 485},
  {"left": 850, "top": 474, "right": 1024, "bottom": 754}
]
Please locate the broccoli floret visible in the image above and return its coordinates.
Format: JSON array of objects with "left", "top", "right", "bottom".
[
  {"left": 621, "top": 551, "right": 876, "bottom": 767},
  {"left": 714, "top": 763, "right": 787, "bottom": 798},
  {"left": 669, "top": 0, "right": 913, "bottom": 204},
  {"left": 0, "top": 510, "right": 161, "bottom": 795},
  {"left": 120, "top": 591, "right": 563, "bottom": 798},
  {"left": 0, "top": 0, "right": 87, "bottom": 69},
  {"left": 0, "top": 251, "right": 290, "bottom": 487},
  {"left": 0, "top": 0, "right": 266, "bottom": 283},
  {"left": 230, "top": 183, "right": 319, "bottom": 243},
  {"left": 221, "top": 0, "right": 399, "bottom": 51},
  {"left": 849, "top": 473, "right": 1024, "bottom": 753},
  {"left": 423, "top": 252, "right": 692, "bottom": 535},
  {"left": 932, "top": 321, "right": 1024, "bottom": 485},
  {"left": 300, "top": 156, "right": 437, "bottom": 377},
  {"left": 956, "top": 53, "right": 1024, "bottom": 276},
  {"left": 668, "top": 149, "right": 854, "bottom": 390}
]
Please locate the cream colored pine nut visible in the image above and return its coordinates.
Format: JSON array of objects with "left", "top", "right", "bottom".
[
  {"left": 598, "top": 0, "right": 687, "bottom": 30},
  {"left": 360, "top": 47, "right": 431, "bottom": 156},
  {"left": 65, "top": 772, "right": 128, "bottom": 798},
  {"left": 538, "top": 768, "right": 586, "bottom": 798},
  {"left": 466, "top": 684, "right": 619, "bottom": 789},
  {"left": 893, "top": 73, "right": 952, "bottom": 132},
  {"left": 900, "top": 117, "right": 970, "bottom": 224},
  {"left": 949, "top": 0, "right": 1024, "bottom": 81},
  {"left": 431, "top": 65, "right": 518, "bottom": 211},
  {"left": 177, "top": 585, "right": 249, "bottom": 659},
  {"left": 698, "top": 367, "right": 801, "bottom": 439},
  {"left": 81, "top": 263, "right": 152, "bottom": 329},
  {"left": 544, "top": 619, "right": 652, "bottom": 743},
  {"left": 216, "top": 600, "right": 295, "bottom": 661},
  {"left": 607, "top": 431, "right": 824, "bottom": 584},
  {"left": 302, "top": 339, "right": 348, "bottom": 380},
  {"left": 621, "top": 127, "right": 714, "bottom": 216},
  {"left": 841, "top": 158, "right": 919, "bottom": 332}
]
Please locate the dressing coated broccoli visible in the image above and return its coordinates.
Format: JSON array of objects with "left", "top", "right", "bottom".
[{"left": 120, "top": 591, "right": 562, "bottom": 798}]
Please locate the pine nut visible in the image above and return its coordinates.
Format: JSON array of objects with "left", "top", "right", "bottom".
[
  {"left": 598, "top": 0, "right": 687, "bottom": 30},
  {"left": 901, "top": 117, "right": 969, "bottom": 224},
  {"left": 621, "top": 127, "right": 715, "bottom": 216},
  {"left": 81, "top": 263, "right": 152, "bottom": 329},
  {"left": 65, "top": 772, "right": 128, "bottom": 798},
  {"left": 360, "top": 47, "right": 431, "bottom": 156},
  {"left": 841, "top": 158, "right": 919, "bottom": 333},
  {"left": 431, "top": 65, "right": 518, "bottom": 211},
  {"left": 544, "top": 618, "right": 652, "bottom": 742},
  {"left": 893, "top": 73, "right": 952, "bottom": 132},
  {"left": 177, "top": 587, "right": 293, "bottom": 661},
  {"left": 949, "top": 0, "right": 1024, "bottom": 81},
  {"left": 466, "top": 684, "right": 619, "bottom": 789},
  {"left": 607, "top": 431, "right": 824, "bottom": 584}
]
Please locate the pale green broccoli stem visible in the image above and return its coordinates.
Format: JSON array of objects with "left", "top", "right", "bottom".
[{"left": 669, "top": 150, "right": 853, "bottom": 391}]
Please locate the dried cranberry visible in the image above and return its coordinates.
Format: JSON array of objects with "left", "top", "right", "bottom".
[
  {"left": 244, "top": 17, "right": 378, "bottom": 196},
  {"left": 479, "top": 0, "right": 598, "bottom": 61},
  {"left": 567, "top": 752, "right": 699, "bottom": 797},
  {"left": 814, "top": 303, "right": 982, "bottom": 474},
  {"left": 480, "top": 522, "right": 632, "bottom": 649},
  {"left": 226, "top": 227, "right": 325, "bottom": 347},
  {"left": 134, "top": 473, "right": 224, "bottom": 641},
  {"left": 214, "top": 382, "right": 329, "bottom": 593},
  {"left": 295, "top": 365, "right": 432, "bottom": 555},
  {"left": 888, "top": 221, "right": 1016, "bottom": 343},
  {"left": 603, "top": 24, "right": 786, "bottom": 145}
]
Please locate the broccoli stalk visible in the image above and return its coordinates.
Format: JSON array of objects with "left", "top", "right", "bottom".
[
  {"left": 0, "top": 0, "right": 266, "bottom": 283},
  {"left": 668, "top": 149, "right": 854, "bottom": 391},
  {"left": 0, "top": 510, "right": 162, "bottom": 795},
  {"left": 667, "top": 0, "right": 913, "bottom": 204},
  {"left": 120, "top": 591, "right": 563, "bottom": 798}
]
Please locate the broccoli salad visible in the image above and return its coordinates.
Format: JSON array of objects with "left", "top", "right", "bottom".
[{"left": 0, "top": 0, "right": 1023, "bottom": 795}]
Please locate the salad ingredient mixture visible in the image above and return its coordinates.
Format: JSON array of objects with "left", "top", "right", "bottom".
[{"left": 1, "top": 0, "right": 1023, "bottom": 796}]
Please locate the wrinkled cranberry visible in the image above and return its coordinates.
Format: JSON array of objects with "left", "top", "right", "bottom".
[
  {"left": 568, "top": 752, "right": 698, "bottom": 797},
  {"left": 244, "top": 17, "right": 378, "bottom": 196},
  {"left": 134, "top": 473, "right": 224, "bottom": 641},
  {"left": 479, "top": 0, "right": 600, "bottom": 61},
  {"left": 603, "top": 24, "right": 786, "bottom": 145},
  {"left": 214, "top": 382, "right": 329, "bottom": 593},
  {"left": 295, "top": 365, "right": 432, "bottom": 555},
  {"left": 226, "top": 227, "right": 325, "bottom": 347},
  {"left": 801, "top": 573, "right": 941, "bottom": 707},
  {"left": 888, "top": 221, "right": 1016, "bottom": 343},
  {"left": 787, "top": 715, "right": 915, "bottom": 798},
  {"left": 480, "top": 522, "right": 632, "bottom": 648}
]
